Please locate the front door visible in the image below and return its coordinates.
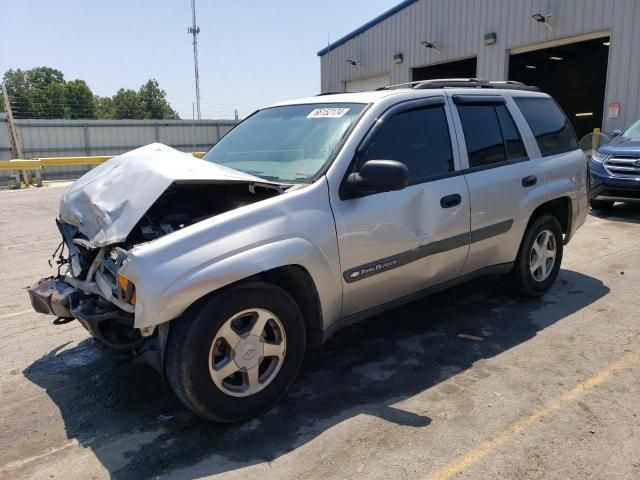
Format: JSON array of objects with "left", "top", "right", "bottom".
[{"left": 331, "top": 98, "right": 471, "bottom": 317}]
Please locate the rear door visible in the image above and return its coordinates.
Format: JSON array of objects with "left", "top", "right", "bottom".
[
  {"left": 331, "top": 97, "right": 471, "bottom": 317},
  {"left": 449, "top": 94, "right": 545, "bottom": 274},
  {"left": 513, "top": 96, "right": 587, "bottom": 232}
]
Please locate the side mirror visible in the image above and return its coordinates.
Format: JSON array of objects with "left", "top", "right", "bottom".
[
  {"left": 346, "top": 160, "right": 409, "bottom": 196},
  {"left": 611, "top": 129, "right": 623, "bottom": 137}
]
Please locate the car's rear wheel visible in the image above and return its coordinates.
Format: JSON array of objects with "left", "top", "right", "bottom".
[
  {"left": 165, "top": 281, "right": 305, "bottom": 422},
  {"left": 590, "top": 199, "right": 614, "bottom": 211},
  {"left": 510, "top": 215, "right": 563, "bottom": 297}
]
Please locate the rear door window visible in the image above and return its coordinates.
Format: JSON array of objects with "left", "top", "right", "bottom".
[
  {"left": 514, "top": 97, "right": 578, "bottom": 156},
  {"left": 457, "top": 103, "right": 528, "bottom": 168},
  {"left": 495, "top": 105, "right": 528, "bottom": 160}
]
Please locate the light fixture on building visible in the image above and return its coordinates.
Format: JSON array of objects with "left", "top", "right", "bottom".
[
  {"left": 549, "top": 56, "right": 563, "bottom": 61},
  {"left": 575, "top": 112, "right": 594, "bottom": 117},
  {"left": 420, "top": 41, "right": 441, "bottom": 55},
  {"left": 526, "top": 65, "right": 537, "bottom": 69},
  {"left": 603, "top": 41, "right": 611, "bottom": 46},
  {"left": 346, "top": 59, "right": 365, "bottom": 71},
  {"left": 532, "top": 13, "right": 553, "bottom": 30},
  {"left": 393, "top": 53, "right": 404, "bottom": 64},
  {"left": 484, "top": 32, "right": 497, "bottom": 45}
]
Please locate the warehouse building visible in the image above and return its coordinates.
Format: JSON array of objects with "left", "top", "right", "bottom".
[{"left": 318, "top": 0, "right": 640, "bottom": 139}]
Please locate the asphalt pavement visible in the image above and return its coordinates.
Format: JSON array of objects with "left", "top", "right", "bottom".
[{"left": 0, "top": 185, "right": 639, "bottom": 479}]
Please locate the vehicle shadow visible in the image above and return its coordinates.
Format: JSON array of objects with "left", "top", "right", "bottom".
[
  {"left": 590, "top": 202, "right": 640, "bottom": 224},
  {"left": 23, "top": 269, "right": 608, "bottom": 479}
]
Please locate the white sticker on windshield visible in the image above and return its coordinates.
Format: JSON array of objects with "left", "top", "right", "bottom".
[{"left": 307, "top": 108, "right": 350, "bottom": 119}]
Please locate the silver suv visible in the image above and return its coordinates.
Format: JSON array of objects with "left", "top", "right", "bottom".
[{"left": 29, "top": 80, "right": 588, "bottom": 422}]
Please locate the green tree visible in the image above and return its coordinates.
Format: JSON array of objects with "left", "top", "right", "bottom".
[
  {"left": 64, "top": 80, "right": 96, "bottom": 119},
  {"left": 31, "top": 80, "right": 66, "bottom": 118},
  {"left": 2, "top": 67, "right": 180, "bottom": 120},
  {"left": 2, "top": 67, "right": 93, "bottom": 119},
  {"left": 95, "top": 95, "right": 115, "bottom": 119},
  {"left": 111, "top": 88, "right": 143, "bottom": 119},
  {"left": 9, "top": 67, "right": 68, "bottom": 118},
  {"left": 26, "top": 66, "right": 64, "bottom": 89},
  {"left": 2, "top": 69, "right": 36, "bottom": 117},
  {"left": 138, "top": 79, "right": 180, "bottom": 119}
]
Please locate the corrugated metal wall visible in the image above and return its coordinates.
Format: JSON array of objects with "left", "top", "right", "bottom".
[
  {"left": 320, "top": 0, "right": 640, "bottom": 131},
  {"left": 0, "top": 117, "right": 239, "bottom": 180}
]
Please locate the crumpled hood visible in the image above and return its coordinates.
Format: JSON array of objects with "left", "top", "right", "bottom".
[{"left": 59, "top": 143, "right": 273, "bottom": 247}]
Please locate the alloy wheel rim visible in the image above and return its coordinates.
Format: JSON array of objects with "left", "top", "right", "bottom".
[
  {"left": 208, "top": 308, "right": 286, "bottom": 397},
  {"left": 529, "top": 229, "right": 557, "bottom": 282}
]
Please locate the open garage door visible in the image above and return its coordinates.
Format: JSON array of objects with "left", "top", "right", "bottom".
[
  {"left": 412, "top": 57, "right": 477, "bottom": 82},
  {"left": 509, "top": 35, "right": 610, "bottom": 140},
  {"left": 345, "top": 74, "right": 390, "bottom": 92}
]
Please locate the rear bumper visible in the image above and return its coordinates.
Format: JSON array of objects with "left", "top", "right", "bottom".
[{"left": 590, "top": 161, "right": 640, "bottom": 202}]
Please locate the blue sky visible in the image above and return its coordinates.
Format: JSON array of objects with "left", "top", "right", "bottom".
[{"left": 1, "top": 0, "right": 399, "bottom": 119}]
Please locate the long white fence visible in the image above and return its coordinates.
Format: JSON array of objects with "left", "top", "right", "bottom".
[{"left": 0, "top": 115, "right": 239, "bottom": 181}]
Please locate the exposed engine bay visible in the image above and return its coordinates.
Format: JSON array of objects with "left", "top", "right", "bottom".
[
  {"left": 29, "top": 180, "right": 282, "bottom": 350},
  {"left": 128, "top": 181, "right": 280, "bottom": 245}
]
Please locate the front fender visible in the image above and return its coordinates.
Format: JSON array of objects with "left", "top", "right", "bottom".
[{"left": 121, "top": 237, "right": 341, "bottom": 333}]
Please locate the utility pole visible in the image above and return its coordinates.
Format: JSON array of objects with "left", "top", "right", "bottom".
[
  {"left": 188, "top": 0, "right": 201, "bottom": 120},
  {"left": 191, "top": 102, "right": 197, "bottom": 152},
  {"left": 2, "top": 83, "right": 23, "bottom": 158}
]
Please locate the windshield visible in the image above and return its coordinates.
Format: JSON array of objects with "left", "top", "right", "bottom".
[
  {"left": 622, "top": 119, "right": 640, "bottom": 139},
  {"left": 202, "top": 103, "right": 366, "bottom": 183}
]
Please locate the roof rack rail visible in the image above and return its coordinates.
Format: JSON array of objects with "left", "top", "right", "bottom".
[
  {"left": 412, "top": 78, "right": 539, "bottom": 91},
  {"left": 375, "top": 81, "right": 427, "bottom": 91},
  {"left": 316, "top": 91, "right": 351, "bottom": 96}
]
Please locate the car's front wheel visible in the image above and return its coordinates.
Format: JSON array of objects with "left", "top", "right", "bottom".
[
  {"left": 510, "top": 215, "right": 563, "bottom": 297},
  {"left": 165, "top": 281, "right": 306, "bottom": 422}
]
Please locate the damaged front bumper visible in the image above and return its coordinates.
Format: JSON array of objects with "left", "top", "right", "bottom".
[
  {"left": 28, "top": 276, "right": 142, "bottom": 350},
  {"left": 28, "top": 276, "right": 79, "bottom": 319},
  {"left": 28, "top": 219, "right": 142, "bottom": 350}
]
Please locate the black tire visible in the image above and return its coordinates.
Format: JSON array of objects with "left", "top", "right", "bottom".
[
  {"left": 510, "top": 215, "right": 564, "bottom": 297},
  {"left": 165, "top": 281, "right": 306, "bottom": 422},
  {"left": 590, "top": 199, "right": 614, "bottom": 211}
]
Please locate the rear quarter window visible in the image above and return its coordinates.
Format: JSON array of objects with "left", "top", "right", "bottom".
[{"left": 514, "top": 97, "right": 578, "bottom": 157}]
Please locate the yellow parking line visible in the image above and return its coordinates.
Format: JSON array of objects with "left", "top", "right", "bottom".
[
  {"left": 427, "top": 349, "right": 640, "bottom": 480},
  {"left": 0, "top": 309, "right": 34, "bottom": 320}
]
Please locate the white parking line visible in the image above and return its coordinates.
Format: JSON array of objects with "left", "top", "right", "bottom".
[
  {"left": 0, "top": 439, "right": 85, "bottom": 473},
  {"left": 0, "top": 309, "right": 34, "bottom": 320}
]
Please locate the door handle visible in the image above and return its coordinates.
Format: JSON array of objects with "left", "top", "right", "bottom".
[
  {"left": 522, "top": 175, "right": 537, "bottom": 188},
  {"left": 440, "top": 193, "right": 462, "bottom": 208}
]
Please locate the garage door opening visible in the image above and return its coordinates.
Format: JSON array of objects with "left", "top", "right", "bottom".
[
  {"left": 509, "top": 36, "right": 610, "bottom": 140},
  {"left": 412, "top": 57, "right": 478, "bottom": 82},
  {"left": 345, "top": 74, "right": 390, "bottom": 92}
]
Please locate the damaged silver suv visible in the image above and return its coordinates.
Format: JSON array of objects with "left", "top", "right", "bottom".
[{"left": 29, "top": 80, "right": 588, "bottom": 422}]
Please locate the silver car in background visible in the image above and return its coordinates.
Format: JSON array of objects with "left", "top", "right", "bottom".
[{"left": 29, "top": 79, "right": 588, "bottom": 421}]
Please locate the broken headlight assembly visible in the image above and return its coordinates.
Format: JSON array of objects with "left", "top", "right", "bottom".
[
  {"left": 97, "top": 247, "right": 136, "bottom": 307},
  {"left": 117, "top": 274, "right": 136, "bottom": 305}
]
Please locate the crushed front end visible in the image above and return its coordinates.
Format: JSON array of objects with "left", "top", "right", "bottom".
[
  {"left": 27, "top": 143, "right": 284, "bottom": 356},
  {"left": 28, "top": 220, "right": 141, "bottom": 350}
]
